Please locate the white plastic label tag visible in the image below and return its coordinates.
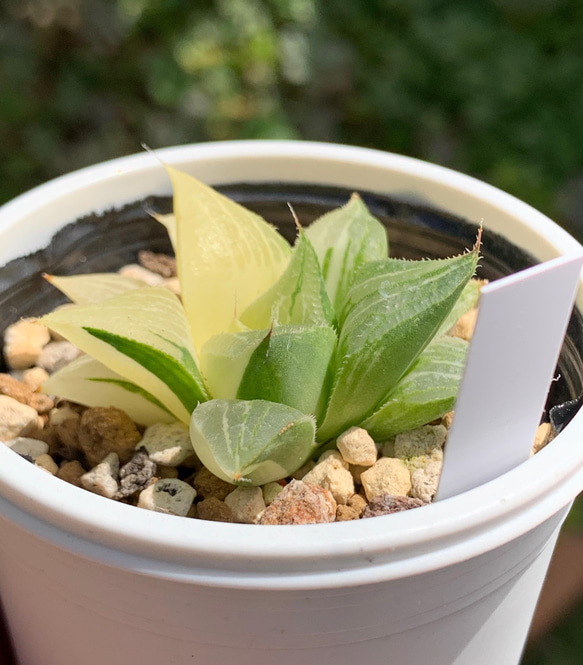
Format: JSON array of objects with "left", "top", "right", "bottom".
[{"left": 436, "top": 254, "right": 583, "bottom": 501}]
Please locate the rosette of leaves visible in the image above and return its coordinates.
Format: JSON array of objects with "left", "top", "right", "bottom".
[{"left": 40, "top": 168, "right": 479, "bottom": 486}]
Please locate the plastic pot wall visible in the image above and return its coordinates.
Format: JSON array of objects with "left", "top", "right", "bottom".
[{"left": 0, "top": 141, "right": 582, "bottom": 665}]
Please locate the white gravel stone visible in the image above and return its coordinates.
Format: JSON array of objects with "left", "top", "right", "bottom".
[
  {"left": 411, "top": 460, "right": 442, "bottom": 502},
  {"left": 81, "top": 453, "right": 120, "bottom": 499},
  {"left": 337, "top": 426, "right": 378, "bottom": 467},
  {"left": 118, "top": 264, "right": 164, "bottom": 286},
  {"left": 21, "top": 367, "right": 50, "bottom": 392},
  {"left": 138, "top": 422, "right": 193, "bottom": 466},
  {"left": 8, "top": 437, "right": 49, "bottom": 459},
  {"left": 35, "top": 453, "right": 59, "bottom": 475},
  {"left": 225, "top": 486, "right": 266, "bottom": 523},
  {"left": 37, "top": 341, "right": 81, "bottom": 373},
  {"left": 262, "top": 482, "right": 284, "bottom": 506},
  {"left": 3, "top": 319, "right": 50, "bottom": 370},
  {"left": 137, "top": 478, "right": 196, "bottom": 516},
  {"left": 0, "top": 396, "right": 39, "bottom": 441},
  {"left": 360, "top": 457, "right": 412, "bottom": 502},
  {"left": 302, "top": 451, "right": 355, "bottom": 505}
]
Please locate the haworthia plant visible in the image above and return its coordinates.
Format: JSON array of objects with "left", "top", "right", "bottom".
[{"left": 42, "top": 167, "right": 481, "bottom": 486}]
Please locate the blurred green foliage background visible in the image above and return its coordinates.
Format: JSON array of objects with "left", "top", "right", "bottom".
[
  {"left": 1, "top": 2, "right": 583, "bottom": 662},
  {"left": 1, "top": 0, "right": 583, "bottom": 236}
]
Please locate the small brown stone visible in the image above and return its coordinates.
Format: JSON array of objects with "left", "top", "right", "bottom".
[
  {"left": 138, "top": 250, "right": 177, "bottom": 278},
  {"left": 347, "top": 493, "right": 368, "bottom": 513},
  {"left": 0, "top": 373, "right": 31, "bottom": 404},
  {"left": 116, "top": 447, "right": 157, "bottom": 499},
  {"left": 361, "top": 494, "right": 428, "bottom": 518},
  {"left": 335, "top": 504, "right": 360, "bottom": 521},
  {"left": 196, "top": 497, "right": 234, "bottom": 522},
  {"left": 56, "top": 417, "right": 81, "bottom": 449},
  {"left": 0, "top": 373, "right": 54, "bottom": 414},
  {"left": 56, "top": 460, "right": 86, "bottom": 488},
  {"left": 28, "top": 393, "right": 54, "bottom": 414},
  {"left": 258, "top": 479, "right": 337, "bottom": 525},
  {"left": 78, "top": 407, "right": 142, "bottom": 467},
  {"left": 193, "top": 467, "right": 234, "bottom": 501}
]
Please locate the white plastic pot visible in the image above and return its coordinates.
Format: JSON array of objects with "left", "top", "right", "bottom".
[{"left": 0, "top": 141, "right": 582, "bottom": 665}]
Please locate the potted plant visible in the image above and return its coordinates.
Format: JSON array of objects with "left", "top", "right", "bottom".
[{"left": 0, "top": 141, "right": 582, "bottom": 665}]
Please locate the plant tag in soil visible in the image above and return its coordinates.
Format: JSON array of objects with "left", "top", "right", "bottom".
[{"left": 436, "top": 253, "right": 583, "bottom": 501}]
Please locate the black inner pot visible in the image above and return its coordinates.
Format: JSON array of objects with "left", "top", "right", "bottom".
[{"left": 0, "top": 183, "right": 582, "bottom": 427}]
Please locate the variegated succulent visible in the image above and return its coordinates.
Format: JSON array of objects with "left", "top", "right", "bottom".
[{"left": 40, "top": 167, "right": 479, "bottom": 486}]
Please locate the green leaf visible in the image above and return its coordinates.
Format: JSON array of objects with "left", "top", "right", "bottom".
[
  {"left": 201, "top": 325, "right": 336, "bottom": 419},
  {"left": 167, "top": 166, "right": 291, "bottom": 350},
  {"left": 240, "top": 231, "right": 335, "bottom": 329},
  {"left": 305, "top": 193, "right": 388, "bottom": 314},
  {"left": 189, "top": 399, "right": 317, "bottom": 486},
  {"left": 39, "top": 287, "right": 208, "bottom": 424},
  {"left": 45, "top": 273, "right": 144, "bottom": 306},
  {"left": 237, "top": 325, "right": 336, "bottom": 419},
  {"left": 317, "top": 249, "right": 478, "bottom": 441},
  {"left": 361, "top": 336, "right": 468, "bottom": 439},
  {"left": 436, "top": 278, "right": 481, "bottom": 337},
  {"left": 41, "top": 355, "right": 176, "bottom": 425}
]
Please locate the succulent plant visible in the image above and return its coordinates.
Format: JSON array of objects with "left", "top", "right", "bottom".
[{"left": 40, "top": 167, "right": 479, "bottom": 486}]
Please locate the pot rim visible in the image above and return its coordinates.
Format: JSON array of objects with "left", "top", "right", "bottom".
[{"left": 1, "top": 139, "right": 582, "bottom": 588}]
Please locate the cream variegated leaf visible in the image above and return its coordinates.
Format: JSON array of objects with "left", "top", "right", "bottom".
[
  {"left": 168, "top": 166, "right": 291, "bottom": 350},
  {"left": 40, "top": 287, "right": 208, "bottom": 424},
  {"left": 42, "top": 355, "right": 176, "bottom": 425},
  {"left": 45, "top": 273, "right": 143, "bottom": 306}
]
